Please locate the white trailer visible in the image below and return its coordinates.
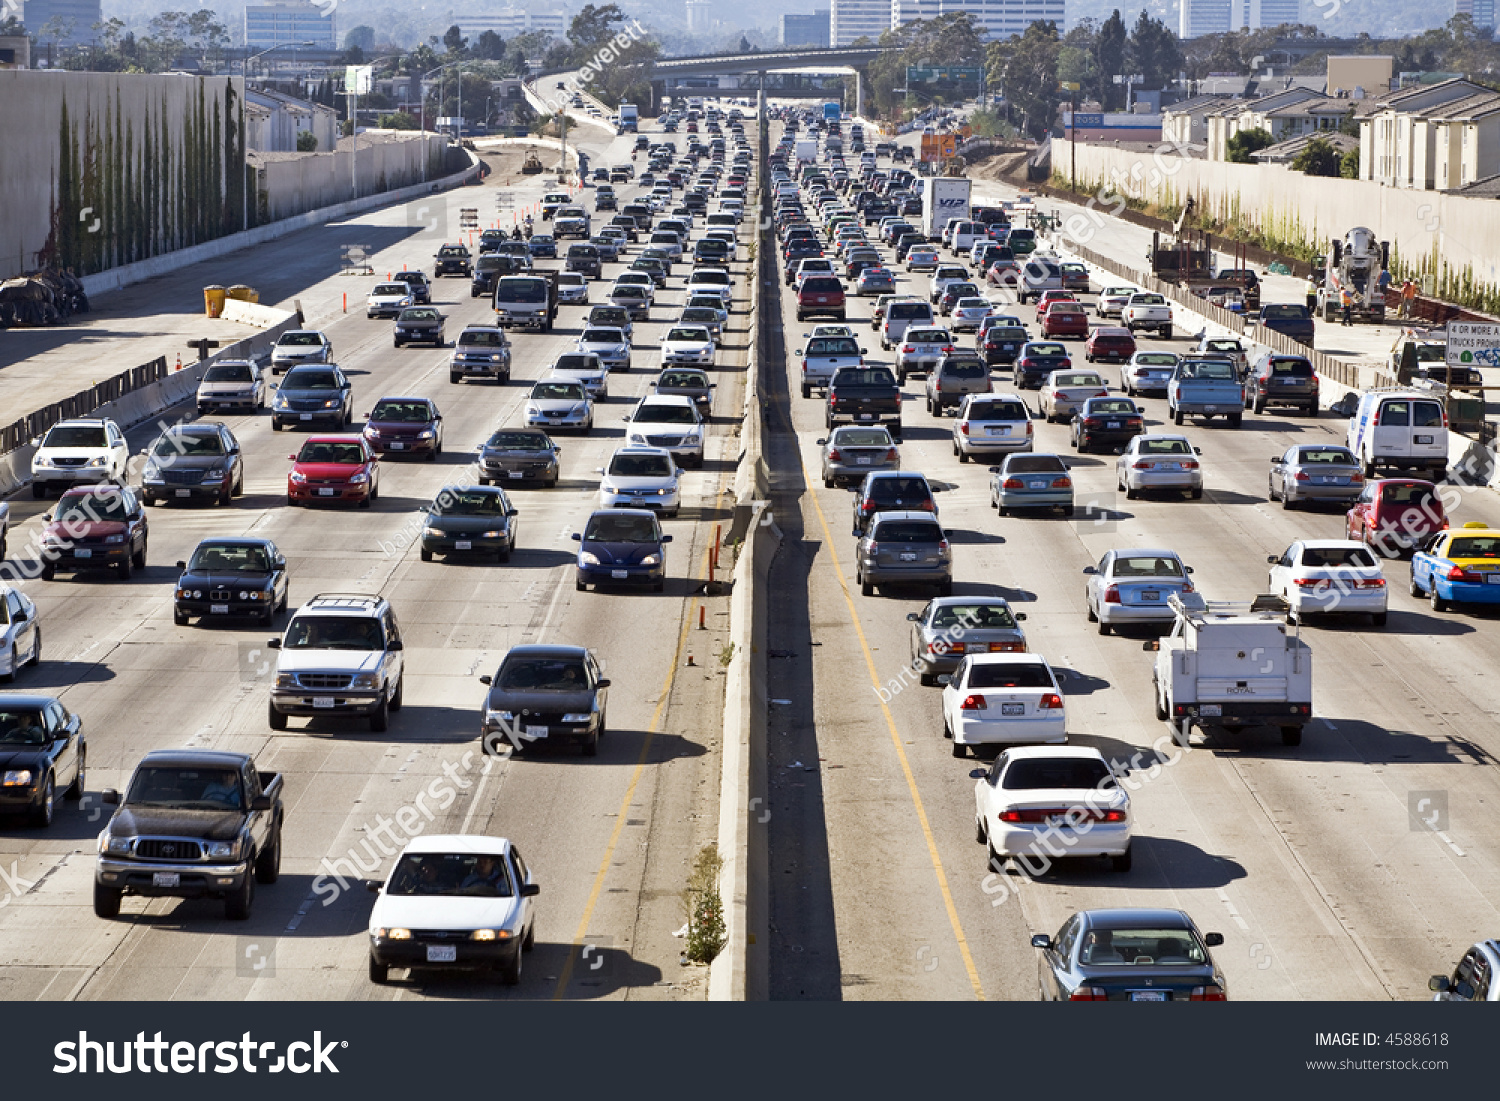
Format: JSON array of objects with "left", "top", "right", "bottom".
[
  {"left": 795, "top": 139, "right": 817, "bottom": 164},
  {"left": 920, "top": 176, "right": 971, "bottom": 240},
  {"left": 1146, "top": 594, "right": 1312, "bottom": 747}
]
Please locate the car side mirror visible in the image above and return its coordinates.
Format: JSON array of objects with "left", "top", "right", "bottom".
[
  {"left": 1270, "top": 457, "right": 1281, "bottom": 464},
  {"left": 1082, "top": 565, "right": 1096, "bottom": 575},
  {"left": 905, "top": 612, "right": 920, "bottom": 621},
  {"left": 1429, "top": 975, "right": 1450, "bottom": 993},
  {"left": 521, "top": 882, "right": 541, "bottom": 897},
  {"left": 365, "top": 880, "right": 382, "bottom": 894},
  {"left": 1204, "top": 933, "right": 1225, "bottom": 948},
  {"left": 572, "top": 532, "right": 582, "bottom": 541},
  {"left": 1030, "top": 934, "right": 1053, "bottom": 950},
  {"left": 596, "top": 678, "right": 611, "bottom": 689},
  {"left": 102, "top": 789, "right": 120, "bottom": 805},
  {"left": 661, "top": 534, "right": 674, "bottom": 543},
  {"left": 1267, "top": 555, "right": 1280, "bottom": 564},
  {"left": 388, "top": 640, "right": 403, "bottom": 652},
  {"left": 968, "top": 767, "right": 988, "bottom": 779},
  {"left": 267, "top": 638, "right": 281, "bottom": 649},
  {"left": 1194, "top": 447, "right": 1202, "bottom": 455},
  {"left": 251, "top": 794, "right": 272, "bottom": 812},
  {"left": 176, "top": 560, "right": 187, "bottom": 569},
  {"left": 936, "top": 674, "right": 952, "bottom": 686},
  {"left": 1014, "top": 612, "right": 1027, "bottom": 622},
  {"left": 1141, "top": 638, "right": 1162, "bottom": 652},
  {"left": 288, "top": 454, "right": 297, "bottom": 461},
  {"left": 479, "top": 674, "right": 492, "bottom": 686}
]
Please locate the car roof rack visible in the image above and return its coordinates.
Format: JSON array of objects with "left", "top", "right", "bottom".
[
  {"left": 1168, "top": 592, "right": 1289, "bottom": 621},
  {"left": 305, "top": 593, "right": 383, "bottom": 610}
]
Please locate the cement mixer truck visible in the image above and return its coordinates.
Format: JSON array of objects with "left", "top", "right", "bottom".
[{"left": 1316, "top": 227, "right": 1389, "bottom": 324}]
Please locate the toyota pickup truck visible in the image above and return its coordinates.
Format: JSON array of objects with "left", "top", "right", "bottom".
[
  {"left": 94, "top": 749, "right": 284, "bottom": 920},
  {"left": 799, "top": 334, "right": 866, "bottom": 398},
  {"left": 826, "top": 365, "right": 902, "bottom": 437},
  {"left": 1122, "top": 292, "right": 1174, "bottom": 339},
  {"left": 1168, "top": 357, "right": 1244, "bottom": 427}
]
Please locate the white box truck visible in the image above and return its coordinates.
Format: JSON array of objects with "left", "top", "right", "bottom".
[
  {"left": 795, "top": 139, "right": 817, "bottom": 164},
  {"left": 920, "top": 176, "right": 971, "bottom": 240},
  {"left": 1146, "top": 594, "right": 1312, "bottom": 747}
]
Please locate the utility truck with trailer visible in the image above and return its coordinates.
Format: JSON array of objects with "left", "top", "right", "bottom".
[{"left": 1145, "top": 594, "right": 1313, "bottom": 748}]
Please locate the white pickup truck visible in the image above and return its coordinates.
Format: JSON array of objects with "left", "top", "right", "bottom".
[
  {"left": 1121, "top": 292, "right": 1173, "bottom": 339},
  {"left": 1146, "top": 594, "right": 1312, "bottom": 748}
]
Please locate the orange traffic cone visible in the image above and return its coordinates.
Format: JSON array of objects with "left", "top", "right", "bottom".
[{"left": 175, "top": 354, "right": 182, "bottom": 371}]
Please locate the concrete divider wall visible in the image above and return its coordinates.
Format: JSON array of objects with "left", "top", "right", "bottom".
[{"left": 255, "top": 133, "right": 450, "bottom": 222}]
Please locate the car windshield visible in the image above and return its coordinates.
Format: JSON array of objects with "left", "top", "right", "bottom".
[
  {"left": 609, "top": 453, "right": 674, "bottom": 478},
  {"left": 1261, "top": 305, "right": 1304, "bottom": 319},
  {"left": 1300, "top": 546, "right": 1379, "bottom": 567},
  {"left": 432, "top": 489, "right": 508, "bottom": 517},
  {"left": 1140, "top": 439, "right": 1192, "bottom": 455},
  {"left": 590, "top": 309, "right": 628, "bottom": 325},
  {"left": 1135, "top": 354, "right": 1177, "bottom": 366},
  {"left": 126, "top": 766, "right": 243, "bottom": 810},
  {"left": 373, "top": 284, "right": 406, "bottom": 296},
  {"left": 283, "top": 616, "right": 383, "bottom": 650},
  {"left": 1088, "top": 400, "right": 1136, "bottom": 415},
  {"left": 1205, "top": 340, "right": 1241, "bottom": 354},
  {"left": 55, "top": 492, "right": 130, "bottom": 522},
  {"left": 1004, "top": 456, "right": 1065, "bottom": 473},
  {"left": 660, "top": 372, "right": 708, "bottom": 388},
  {"left": 1178, "top": 361, "right": 1235, "bottom": 380},
  {"left": 1113, "top": 556, "right": 1184, "bottom": 578},
  {"left": 1131, "top": 295, "right": 1165, "bottom": 305},
  {"left": 0, "top": 709, "right": 49, "bottom": 745},
  {"left": 967, "top": 401, "right": 1026, "bottom": 421},
  {"left": 681, "top": 310, "right": 718, "bottom": 325},
  {"left": 1447, "top": 537, "right": 1500, "bottom": 558},
  {"left": 371, "top": 401, "right": 432, "bottom": 423},
  {"left": 43, "top": 426, "right": 107, "bottom": 448},
  {"left": 583, "top": 512, "right": 660, "bottom": 542},
  {"left": 188, "top": 543, "right": 271, "bottom": 572},
  {"left": 932, "top": 603, "right": 1015, "bottom": 629},
  {"left": 908, "top": 330, "right": 951, "bottom": 343},
  {"left": 635, "top": 404, "right": 698, "bottom": 424},
  {"left": 153, "top": 432, "right": 223, "bottom": 457},
  {"left": 942, "top": 359, "right": 987, "bottom": 378},
  {"left": 1270, "top": 358, "right": 1313, "bottom": 377},
  {"left": 283, "top": 369, "right": 338, "bottom": 390},
  {"left": 1382, "top": 483, "right": 1437, "bottom": 506},
  {"left": 460, "top": 330, "right": 505, "bottom": 347},
  {"left": 487, "top": 431, "right": 549, "bottom": 452},
  {"left": 1029, "top": 344, "right": 1066, "bottom": 357},
  {"left": 666, "top": 328, "right": 709, "bottom": 343},
  {"left": 613, "top": 285, "right": 646, "bottom": 299},
  {"left": 533, "top": 382, "right": 585, "bottom": 401},
  {"left": 1003, "top": 757, "right": 1112, "bottom": 790},
  {"left": 1079, "top": 928, "right": 1207, "bottom": 966},
  {"left": 1299, "top": 449, "right": 1354, "bottom": 465},
  {"left": 871, "top": 520, "right": 942, "bottom": 542},
  {"left": 204, "top": 363, "right": 253, "bottom": 382},
  {"left": 833, "top": 368, "right": 896, "bottom": 386},
  {"left": 956, "top": 298, "right": 990, "bottom": 310},
  {"left": 387, "top": 853, "right": 514, "bottom": 898},
  {"left": 297, "top": 442, "right": 364, "bottom": 464},
  {"left": 868, "top": 477, "right": 930, "bottom": 500},
  {"left": 966, "top": 662, "right": 1052, "bottom": 689},
  {"left": 439, "top": 247, "right": 466, "bottom": 256},
  {"left": 280, "top": 333, "right": 322, "bottom": 346},
  {"left": 889, "top": 304, "right": 930, "bottom": 320},
  {"left": 555, "top": 355, "right": 601, "bottom": 373},
  {"left": 801, "top": 277, "right": 841, "bottom": 293},
  {"left": 1055, "top": 374, "right": 1100, "bottom": 387},
  {"left": 499, "top": 279, "right": 547, "bottom": 302},
  {"left": 833, "top": 428, "right": 891, "bottom": 446},
  {"left": 399, "top": 309, "right": 439, "bottom": 321}
]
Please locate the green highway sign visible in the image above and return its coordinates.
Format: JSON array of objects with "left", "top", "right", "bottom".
[{"left": 907, "top": 66, "right": 984, "bottom": 84}]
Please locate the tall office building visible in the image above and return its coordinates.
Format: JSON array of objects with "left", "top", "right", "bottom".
[
  {"left": 1456, "top": 0, "right": 1496, "bottom": 29},
  {"left": 781, "top": 9, "right": 832, "bottom": 46},
  {"left": 890, "top": 0, "right": 1066, "bottom": 42},
  {"left": 244, "top": 1, "right": 337, "bottom": 49},
  {"left": 1247, "top": 0, "right": 1299, "bottom": 28},
  {"left": 1179, "top": 0, "right": 1235, "bottom": 38},
  {"left": 830, "top": 0, "right": 893, "bottom": 45},
  {"left": 22, "top": 0, "right": 102, "bottom": 46},
  {"left": 686, "top": 0, "right": 713, "bottom": 33},
  {"left": 452, "top": 8, "right": 568, "bottom": 41}
]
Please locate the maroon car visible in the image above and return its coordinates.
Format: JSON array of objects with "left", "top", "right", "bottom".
[
  {"left": 362, "top": 396, "right": 444, "bottom": 460},
  {"left": 1040, "top": 303, "right": 1089, "bottom": 340},
  {"left": 40, "top": 485, "right": 149, "bottom": 581},
  {"left": 1085, "top": 326, "right": 1138, "bottom": 364},
  {"left": 1346, "top": 478, "right": 1448, "bottom": 556},
  {"left": 797, "top": 275, "right": 847, "bottom": 322}
]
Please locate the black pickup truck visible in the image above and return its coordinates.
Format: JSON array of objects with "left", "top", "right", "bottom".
[
  {"left": 94, "top": 749, "right": 284, "bottom": 921},
  {"left": 826, "top": 366, "right": 903, "bottom": 439}
]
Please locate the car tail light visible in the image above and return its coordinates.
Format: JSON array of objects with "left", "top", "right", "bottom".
[
  {"left": 959, "top": 421, "right": 970, "bottom": 435},
  {"left": 885, "top": 447, "right": 899, "bottom": 461},
  {"left": 1182, "top": 461, "right": 1200, "bottom": 470},
  {"left": 1133, "top": 461, "right": 1153, "bottom": 470},
  {"left": 990, "top": 641, "right": 1024, "bottom": 653},
  {"left": 1003, "top": 477, "right": 1023, "bottom": 489},
  {"left": 1354, "top": 578, "right": 1386, "bottom": 588},
  {"left": 827, "top": 448, "right": 842, "bottom": 462},
  {"left": 1069, "top": 987, "right": 1109, "bottom": 1001},
  {"left": 1447, "top": 565, "right": 1481, "bottom": 582},
  {"left": 1294, "top": 471, "right": 1310, "bottom": 481},
  {"left": 1292, "top": 578, "right": 1324, "bottom": 588},
  {"left": 960, "top": 694, "right": 987, "bottom": 711},
  {"left": 1350, "top": 472, "right": 1364, "bottom": 483},
  {"left": 902, "top": 344, "right": 915, "bottom": 353},
  {"left": 1095, "top": 390, "right": 1108, "bottom": 398},
  {"left": 1189, "top": 985, "right": 1227, "bottom": 1001},
  {"left": 1104, "top": 585, "right": 1121, "bottom": 604},
  {"left": 1052, "top": 477, "right": 1071, "bottom": 489},
  {"left": 918, "top": 500, "right": 934, "bottom": 511},
  {"left": 860, "top": 498, "right": 876, "bottom": 513},
  {"left": 1084, "top": 418, "right": 1102, "bottom": 427},
  {"left": 1127, "top": 418, "right": 1142, "bottom": 428},
  {"left": 1182, "top": 581, "right": 1195, "bottom": 594},
  {"left": 1039, "top": 693, "right": 1064, "bottom": 710}
]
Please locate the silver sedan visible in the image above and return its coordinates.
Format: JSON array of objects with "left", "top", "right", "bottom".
[
  {"left": 818, "top": 426, "right": 900, "bottom": 487},
  {"left": 1116, "top": 434, "right": 1202, "bottom": 500},
  {"left": 1085, "top": 548, "right": 1196, "bottom": 634},
  {"left": 907, "top": 597, "right": 1027, "bottom": 685},
  {"left": 1268, "top": 444, "right": 1363, "bottom": 509}
]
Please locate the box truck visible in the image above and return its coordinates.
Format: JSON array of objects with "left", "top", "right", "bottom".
[
  {"left": 920, "top": 176, "right": 971, "bottom": 239},
  {"left": 617, "top": 103, "right": 639, "bottom": 133}
]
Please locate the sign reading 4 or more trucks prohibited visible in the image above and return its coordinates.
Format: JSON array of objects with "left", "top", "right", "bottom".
[{"left": 1447, "top": 322, "right": 1500, "bottom": 367}]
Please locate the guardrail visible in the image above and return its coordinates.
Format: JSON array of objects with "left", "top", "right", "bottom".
[{"left": 0, "top": 356, "right": 169, "bottom": 454}]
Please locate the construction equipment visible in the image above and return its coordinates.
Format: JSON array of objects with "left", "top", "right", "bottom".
[
  {"left": 520, "top": 150, "right": 544, "bottom": 174},
  {"left": 1317, "top": 227, "right": 1390, "bottom": 323}
]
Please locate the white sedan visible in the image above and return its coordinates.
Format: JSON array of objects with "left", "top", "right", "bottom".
[
  {"left": 660, "top": 325, "right": 717, "bottom": 368},
  {"left": 939, "top": 653, "right": 1067, "bottom": 759},
  {"left": 973, "top": 746, "right": 1132, "bottom": 872},
  {"left": 1037, "top": 370, "right": 1109, "bottom": 423},
  {"left": 1084, "top": 548, "right": 1195, "bottom": 635},
  {"left": 1096, "top": 286, "right": 1136, "bottom": 318},
  {"left": 1116, "top": 434, "right": 1203, "bottom": 500},
  {"left": 367, "top": 834, "right": 539, "bottom": 985},
  {"left": 0, "top": 580, "right": 39, "bottom": 679},
  {"left": 1120, "top": 351, "right": 1178, "bottom": 396},
  {"left": 1267, "top": 539, "right": 1388, "bottom": 626}
]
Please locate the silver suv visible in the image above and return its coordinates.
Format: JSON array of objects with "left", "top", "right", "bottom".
[{"left": 268, "top": 593, "right": 405, "bottom": 733}]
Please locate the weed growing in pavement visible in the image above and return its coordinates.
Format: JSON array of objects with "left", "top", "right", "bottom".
[{"left": 684, "top": 844, "right": 726, "bottom": 964}]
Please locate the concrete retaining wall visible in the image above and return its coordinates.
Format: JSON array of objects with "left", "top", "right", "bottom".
[{"left": 254, "top": 132, "right": 450, "bottom": 222}]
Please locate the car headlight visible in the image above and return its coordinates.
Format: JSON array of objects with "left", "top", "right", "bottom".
[
  {"left": 323, "top": 399, "right": 339, "bottom": 409},
  {"left": 2, "top": 770, "right": 33, "bottom": 786},
  {"left": 364, "top": 426, "right": 379, "bottom": 437},
  {"left": 275, "top": 396, "right": 289, "bottom": 408},
  {"left": 33, "top": 455, "right": 52, "bottom": 468},
  {"left": 383, "top": 928, "right": 412, "bottom": 940},
  {"left": 143, "top": 462, "right": 161, "bottom": 481},
  {"left": 481, "top": 530, "right": 507, "bottom": 539},
  {"left": 202, "top": 468, "right": 224, "bottom": 482},
  {"left": 423, "top": 526, "right": 443, "bottom": 537},
  {"left": 417, "top": 429, "right": 434, "bottom": 439},
  {"left": 289, "top": 470, "right": 307, "bottom": 484},
  {"left": 100, "top": 834, "right": 134, "bottom": 855},
  {"left": 204, "top": 840, "right": 238, "bottom": 859},
  {"left": 600, "top": 482, "right": 616, "bottom": 495},
  {"left": 471, "top": 929, "right": 512, "bottom": 941},
  {"left": 640, "top": 553, "right": 661, "bottom": 566},
  {"left": 350, "top": 673, "right": 378, "bottom": 689},
  {"left": 579, "top": 551, "right": 601, "bottom": 565},
  {"left": 86, "top": 456, "right": 107, "bottom": 467},
  {"left": 572, "top": 404, "right": 587, "bottom": 416},
  {"left": 176, "top": 588, "right": 202, "bottom": 599},
  {"left": 492, "top": 354, "right": 503, "bottom": 362},
  {"left": 349, "top": 471, "right": 368, "bottom": 484},
  {"left": 275, "top": 673, "right": 297, "bottom": 688},
  {"left": 103, "top": 534, "right": 126, "bottom": 544},
  {"left": 562, "top": 713, "right": 592, "bottom": 723},
  {"left": 487, "top": 710, "right": 516, "bottom": 725}
]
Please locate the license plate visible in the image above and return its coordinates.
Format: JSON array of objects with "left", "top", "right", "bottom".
[
  {"left": 313, "top": 697, "right": 336, "bottom": 709},
  {"left": 1158, "top": 462, "right": 1179, "bottom": 471},
  {"left": 1204, "top": 405, "right": 1217, "bottom": 412},
  {"left": 388, "top": 441, "right": 404, "bottom": 450},
  {"left": 74, "top": 548, "right": 92, "bottom": 558},
  {"left": 525, "top": 725, "right": 547, "bottom": 739},
  {"left": 508, "top": 471, "right": 524, "bottom": 479},
  {"left": 1001, "top": 702, "right": 1025, "bottom": 716},
  {"left": 175, "top": 488, "right": 191, "bottom": 497},
  {"left": 1107, "top": 421, "right": 1120, "bottom": 428},
  {"left": 211, "top": 604, "right": 229, "bottom": 615},
  {"left": 1317, "top": 476, "right": 1337, "bottom": 484},
  {"left": 1200, "top": 703, "right": 1222, "bottom": 717},
  {"left": 856, "top": 456, "right": 873, "bottom": 464},
  {"left": 1029, "top": 480, "right": 1045, "bottom": 489},
  {"left": 1002, "top": 344, "right": 1015, "bottom": 351},
  {"left": 152, "top": 872, "right": 180, "bottom": 888},
  {"left": 1487, "top": 574, "right": 1500, "bottom": 585},
  {"left": 1416, "top": 434, "right": 1434, "bottom": 444},
  {"left": 300, "top": 413, "right": 313, "bottom": 421},
  {"left": 455, "top": 540, "right": 472, "bottom": 550},
  {"left": 1141, "top": 591, "right": 1160, "bottom": 601},
  {"left": 986, "top": 426, "right": 1008, "bottom": 435},
  {"left": 857, "top": 413, "right": 875, "bottom": 421},
  {"left": 611, "top": 569, "right": 629, "bottom": 578},
  {"left": 1130, "top": 990, "right": 1167, "bottom": 1002},
  {"left": 966, "top": 643, "right": 986, "bottom": 653},
  {"left": 426, "top": 945, "right": 458, "bottom": 963},
  {"left": 899, "top": 552, "right": 917, "bottom": 561},
  {"left": 318, "top": 488, "right": 335, "bottom": 496}
]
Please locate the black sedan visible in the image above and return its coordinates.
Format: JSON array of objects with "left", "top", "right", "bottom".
[
  {"left": 1069, "top": 397, "right": 1145, "bottom": 454},
  {"left": 479, "top": 645, "right": 610, "bottom": 756},
  {"left": 477, "top": 428, "right": 561, "bottom": 487},
  {"left": 420, "top": 486, "right": 518, "bottom": 563},
  {"left": 138, "top": 423, "right": 245, "bottom": 507},
  {"left": 174, "top": 537, "right": 289, "bottom": 627},
  {"left": 0, "top": 694, "right": 84, "bottom": 827},
  {"left": 393, "top": 307, "right": 445, "bottom": 348},
  {"left": 1032, "top": 908, "right": 1227, "bottom": 1001}
]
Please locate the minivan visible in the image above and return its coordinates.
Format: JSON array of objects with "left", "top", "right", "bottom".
[
  {"left": 1347, "top": 389, "right": 1448, "bottom": 479},
  {"left": 881, "top": 300, "right": 936, "bottom": 350}
]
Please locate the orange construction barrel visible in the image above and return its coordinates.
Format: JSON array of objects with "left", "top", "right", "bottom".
[
  {"left": 203, "top": 285, "right": 227, "bottom": 317},
  {"left": 226, "top": 284, "right": 259, "bottom": 304}
]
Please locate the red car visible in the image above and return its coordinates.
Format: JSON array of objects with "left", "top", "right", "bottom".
[
  {"left": 796, "top": 275, "right": 847, "bottom": 322},
  {"left": 1036, "top": 290, "right": 1077, "bottom": 311},
  {"left": 287, "top": 436, "right": 379, "bottom": 508},
  {"left": 1085, "top": 326, "right": 1137, "bottom": 363},
  {"left": 362, "top": 396, "right": 443, "bottom": 459},
  {"left": 1345, "top": 478, "right": 1448, "bottom": 556},
  {"left": 1040, "top": 303, "right": 1089, "bottom": 340},
  {"left": 39, "top": 485, "right": 149, "bottom": 581}
]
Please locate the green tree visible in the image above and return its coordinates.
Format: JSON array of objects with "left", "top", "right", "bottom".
[
  {"left": 379, "top": 111, "right": 418, "bottom": 130},
  {"left": 988, "top": 20, "right": 1060, "bottom": 140},
  {"left": 345, "top": 26, "right": 376, "bottom": 52},
  {"left": 865, "top": 13, "right": 986, "bottom": 118},
  {"left": 569, "top": 4, "right": 628, "bottom": 55},
  {"left": 296, "top": 130, "right": 319, "bottom": 152},
  {"left": 1290, "top": 136, "right": 1342, "bottom": 176},
  {"left": 1226, "top": 127, "right": 1274, "bottom": 162},
  {"left": 443, "top": 24, "right": 468, "bottom": 56},
  {"left": 1340, "top": 148, "right": 1360, "bottom": 178},
  {"left": 1126, "top": 11, "right": 1181, "bottom": 94},
  {"left": 1095, "top": 10, "right": 1126, "bottom": 109},
  {"left": 474, "top": 30, "right": 505, "bottom": 61}
]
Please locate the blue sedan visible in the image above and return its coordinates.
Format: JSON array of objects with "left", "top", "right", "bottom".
[
  {"left": 573, "top": 508, "right": 671, "bottom": 592},
  {"left": 527, "top": 235, "right": 558, "bottom": 258}
]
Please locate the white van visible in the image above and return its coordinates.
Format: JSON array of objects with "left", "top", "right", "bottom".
[
  {"left": 881, "top": 300, "right": 936, "bottom": 350},
  {"left": 1346, "top": 388, "right": 1449, "bottom": 479}
]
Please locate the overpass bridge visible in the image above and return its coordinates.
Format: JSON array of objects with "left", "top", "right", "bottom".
[{"left": 647, "top": 45, "right": 890, "bottom": 117}]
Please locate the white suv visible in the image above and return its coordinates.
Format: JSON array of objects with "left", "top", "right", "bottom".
[
  {"left": 268, "top": 593, "right": 405, "bottom": 733},
  {"left": 31, "top": 418, "right": 129, "bottom": 498},
  {"left": 624, "top": 395, "right": 705, "bottom": 469}
]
